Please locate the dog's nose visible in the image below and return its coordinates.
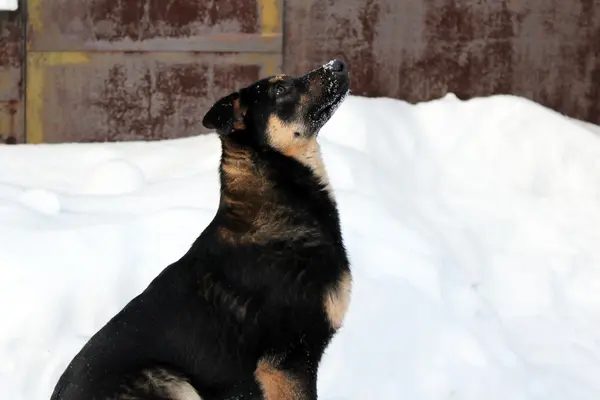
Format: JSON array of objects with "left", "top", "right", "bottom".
[{"left": 325, "top": 59, "right": 347, "bottom": 74}]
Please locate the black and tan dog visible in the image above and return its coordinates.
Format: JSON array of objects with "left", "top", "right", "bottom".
[{"left": 50, "top": 59, "right": 352, "bottom": 400}]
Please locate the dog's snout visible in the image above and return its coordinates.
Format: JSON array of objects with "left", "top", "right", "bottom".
[
  {"left": 331, "top": 60, "right": 347, "bottom": 73},
  {"left": 324, "top": 59, "right": 347, "bottom": 74}
]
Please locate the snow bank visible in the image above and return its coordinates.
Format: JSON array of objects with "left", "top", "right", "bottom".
[
  {"left": 2, "top": 93, "right": 600, "bottom": 399},
  {"left": 0, "top": 0, "right": 17, "bottom": 11}
]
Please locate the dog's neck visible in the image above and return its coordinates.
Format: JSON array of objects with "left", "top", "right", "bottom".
[
  {"left": 215, "top": 136, "right": 334, "bottom": 245},
  {"left": 218, "top": 137, "right": 265, "bottom": 198},
  {"left": 218, "top": 135, "right": 331, "bottom": 198},
  {"left": 273, "top": 135, "right": 332, "bottom": 196}
]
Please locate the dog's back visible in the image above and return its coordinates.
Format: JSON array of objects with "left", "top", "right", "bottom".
[{"left": 51, "top": 60, "right": 352, "bottom": 400}]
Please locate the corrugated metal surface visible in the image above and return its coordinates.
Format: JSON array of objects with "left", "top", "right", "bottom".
[
  {"left": 26, "top": 53, "right": 279, "bottom": 143},
  {"left": 283, "top": 0, "right": 600, "bottom": 125},
  {"left": 25, "top": 0, "right": 282, "bottom": 143},
  {"left": 0, "top": 9, "right": 23, "bottom": 143}
]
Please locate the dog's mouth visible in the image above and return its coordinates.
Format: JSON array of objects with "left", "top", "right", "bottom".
[
  {"left": 315, "top": 88, "right": 349, "bottom": 120},
  {"left": 302, "top": 59, "right": 350, "bottom": 130}
]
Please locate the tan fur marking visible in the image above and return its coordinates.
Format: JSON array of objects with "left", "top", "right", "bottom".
[
  {"left": 255, "top": 358, "right": 303, "bottom": 400},
  {"left": 217, "top": 206, "right": 316, "bottom": 246},
  {"left": 324, "top": 271, "right": 352, "bottom": 329},
  {"left": 266, "top": 115, "right": 332, "bottom": 195},
  {"left": 232, "top": 98, "right": 246, "bottom": 130},
  {"left": 233, "top": 121, "right": 246, "bottom": 130},
  {"left": 268, "top": 74, "right": 288, "bottom": 83},
  {"left": 217, "top": 139, "right": 295, "bottom": 245},
  {"left": 217, "top": 132, "right": 324, "bottom": 246},
  {"left": 220, "top": 141, "right": 261, "bottom": 191}
]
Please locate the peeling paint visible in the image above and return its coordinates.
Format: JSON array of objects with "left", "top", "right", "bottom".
[
  {"left": 30, "top": 53, "right": 269, "bottom": 142},
  {"left": 0, "top": 12, "right": 21, "bottom": 69},
  {"left": 29, "top": 0, "right": 279, "bottom": 52},
  {"left": 0, "top": 11, "right": 23, "bottom": 142},
  {"left": 81, "top": 0, "right": 259, "bottom": 40},
  {"left": 20, "top": 0, "right": 597, "bottom": 142},
  {"left": 25, "top": 0, "right": 282, "bottom": 143},
  {"left": 0, "top": 11, "right": 23, "bottom": 101},
  {"left": 89, "top": 62, "right": 211, "bottom": 141},
  {"left": 0, "top": 100, "right": 23, "bottom": 144}
]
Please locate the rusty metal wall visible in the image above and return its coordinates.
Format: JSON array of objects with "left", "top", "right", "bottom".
[
  {"left": 0, "top": 7, "right": 24, "bottom": 144},
  {"left": 25, "top": 0, "right": 282, "bottom": 143},
  {"left": 283, "top": 0, "right": 600, "bottom": 125},
  {"left": 3, "top": 0, "right": 599, "bottom": 143},
  {"left": 27, "top": 53, "right": 277, "bottom": 142},
  {"left": 27, "top": 0, "right": 282, "bottom": 53}
]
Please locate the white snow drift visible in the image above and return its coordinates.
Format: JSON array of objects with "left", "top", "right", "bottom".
[{"left": 1, "top": 93, "right": 600, "bottom": 399}]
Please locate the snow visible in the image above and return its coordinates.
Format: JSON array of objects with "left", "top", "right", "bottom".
[
  {"left": 2, "top": 93, "right": 600, "bottom": 399},
  {"left": 0, "top": 0, "right": 17, "bottom": 11}
]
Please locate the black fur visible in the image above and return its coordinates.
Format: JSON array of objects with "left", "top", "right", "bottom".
[{"left": 50, "top": 60, "right": 351, "bottom": 400}]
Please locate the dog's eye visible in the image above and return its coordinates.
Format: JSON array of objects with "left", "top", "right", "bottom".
[{"left": 274, "top": 82, "right": 289, "bottom": 96}]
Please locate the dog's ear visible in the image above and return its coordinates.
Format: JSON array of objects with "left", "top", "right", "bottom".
[{"left": 202, "top": 92, "right": 246, "bottom": 135}]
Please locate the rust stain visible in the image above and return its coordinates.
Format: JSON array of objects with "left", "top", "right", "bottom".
[
  {"left": 146, "top": 0, "right": 259, "bottom": 37},
  {"left": 354, "top": 0, "right": 380, "bottom": 96},
  {"left": 0, "top": 100, "right": 23, "bottom": 144},
  {"left": 29, "top": 0, "right": 281, "bottom": 52},
  {"left": 401, "top": 1, "right": 516, "bottom": 99},
  {"left": 89, "top": 62, "right": 210, "bottom": 141},
  {"left": 578, "top": 0, "right": 600, "bottom": 122},
  {"left": 0, "top": 13, "right": 22, "bottom": 69},
  {"left": 35, "top": 54, "right": 265, "bottom": 142},
  {"left": 212, "top": 64, "right": 261, "bottom": 91},
  {"left": 284, "top": 0, "right": 600, "bottom": 125},
  {"left": 42, "top": 0, "right": 260, "bottom": 43},
  {"left": 0, "top": 11, "right": 24, "bottom": 101},
  {"left": 88, "top": 62, "right": 260, "bottom": 141}
]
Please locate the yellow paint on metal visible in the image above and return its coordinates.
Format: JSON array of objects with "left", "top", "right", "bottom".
[
  {"left": 258, "top": 0, "right": 282, "bottom": 75},
  {"left": 26, "top": 58, "right": 46, "bottom": 144},
  {"left": 234, "top": 53, "right": 281, "bottom": 76},
  {"left": 41, "top": 52, "right": 91, "bottom": 66},
  {"left": 262, "top": 56, "right": 280, "bottom": 77},
  {"left": 259, "top": 0, "right": 282, "bottom": 34},
  {"left": 0, "top": 109, "right": 6, "bottom": 134},
  {"left": 26, "top": 52, "right": 90, "bottom": 144}
]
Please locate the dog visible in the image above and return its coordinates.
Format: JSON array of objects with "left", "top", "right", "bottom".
[{"left": 50, "top": 59, "right": 352, "bottom": 400}]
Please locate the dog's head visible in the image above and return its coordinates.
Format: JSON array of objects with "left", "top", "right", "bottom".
[{"left": 202, "top": 60, "right": 350, "bottom": 151}]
